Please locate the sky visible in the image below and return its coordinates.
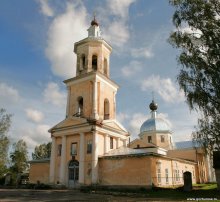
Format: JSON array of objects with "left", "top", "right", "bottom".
[{"left": 0, "top": 0, "right": 199, "bottom": 155}]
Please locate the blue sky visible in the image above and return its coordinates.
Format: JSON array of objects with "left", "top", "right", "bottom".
[{"left": 0, "top": 0, "right": 198, "bottom": 154}]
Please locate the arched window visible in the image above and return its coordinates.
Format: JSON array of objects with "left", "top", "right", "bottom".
[
  {"left": 92, "top": 55, "right": 97, "bottom": 71},
  {"left": 68, "top": 160, "right": 79, "bottom": 184},
  {"left": 80, "top": 55, "right": 86, "bottom": 70},
  {"left": 104, "top": 99, "right": 110, "bottom": 120},
  {"left": 77, "top": 96, "right": 83, "bottom": 116},
  {"left": 104, "top": 58, "right": 108, "bottom": 76}
]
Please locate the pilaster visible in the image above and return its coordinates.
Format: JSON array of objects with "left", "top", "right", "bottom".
[
  {"left": 104, "top": 134, "right": 109, "bottom": 154},
  {"left": 79, "top": 133, "right": 85, "bottom": 184},
  {"left": 66, "top": 86, "right": 71, "bottom": 117},
  {"left": 92, "top": 80, "right": 99, "bottom": 120},
  {"left": 92, "top": 131, "right": 99, "bottom": 183},
  {"left": 59, "top": 135, "right": 66, "bottom": 185},
  {"left": 49, "top": 136, "right": 56, "bottom": 183}
]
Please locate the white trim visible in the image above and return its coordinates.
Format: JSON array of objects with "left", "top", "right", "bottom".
[{"left": 64, "top": 73, "right": 118, "bottom": 92}]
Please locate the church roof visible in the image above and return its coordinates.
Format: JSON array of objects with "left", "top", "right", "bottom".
[
  {"left": 175, "top": 140, "right": 200, "bottom": 149},
  {"left": 140, "top": 117, "right": 171, "bottom": 133}
]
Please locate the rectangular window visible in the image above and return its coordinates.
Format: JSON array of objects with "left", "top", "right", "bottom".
[
  {"left": 87, "top": 140, "right": 92, "bottom": 154},
  {"left": 165, "top": 168, "right": 169, "bottom": 184},
  {"left": 110, "top": 137, "right": 113, "bottom": 149},
  {"left": 148, "top": 136, "right": 152, "bottom": 143},
  {"left": 161, "top": 135, "right": 165, "bottom": 143},
  {"left": 157, "top": 162, "right": 161, "bottom": 184},
  {"left": 57, "top": 144, "right": 62, "bottom": 156},
  {"left": 71, "top": 143, "right": 77, "bottom": 156},
  {"left": 157, "top": 168, "right": 161, "bottom": 183}
]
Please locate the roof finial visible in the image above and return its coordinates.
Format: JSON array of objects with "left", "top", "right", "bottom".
[
  {"left": 93, "top": 11, "right": 96, "bottom": 20},
  {"left": 152, "top": 91, "right": 155, "bottom": 101},
  {"left": 91, "top": 11, "right": 99, "bottom": 26}
]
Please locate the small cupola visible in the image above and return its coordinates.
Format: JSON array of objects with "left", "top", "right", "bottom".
[{"left": 87, "top": 15, "right": 101, "bottom": 38}]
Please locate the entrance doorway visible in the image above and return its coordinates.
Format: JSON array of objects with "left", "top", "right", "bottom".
[{"left": 68, "top": 160, "right": 79, "bottom": 188}]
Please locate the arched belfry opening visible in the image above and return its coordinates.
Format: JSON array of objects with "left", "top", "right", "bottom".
[
  {"left": 104, "top": 98, "right": 110, "bottom": 120},
  {"left": 80, "top": 54, "right": 86, "bottom": 70},
  {"left": 77, "top": 96, "right": 83, "bottom": 116},
  {"left": 104, "top": 58, "right": 108, "bottom": 76},
  {"left": 92, "top": 55, "right": 98, "bottom": 71}
]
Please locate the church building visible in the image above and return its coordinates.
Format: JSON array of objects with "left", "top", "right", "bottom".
[{"left": 29, "top": 17, "right": 214, "bottom": 188}]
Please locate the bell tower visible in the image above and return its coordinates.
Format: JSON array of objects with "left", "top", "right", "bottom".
[
  {"left": 64, "top": 16, "right": 117, "bottom": 121},
  {"left": 49, "top": 16, "right": 128, "bottom": 187},
  {"left": 74, "top": 16, "right": 111, "bottom": 78}
]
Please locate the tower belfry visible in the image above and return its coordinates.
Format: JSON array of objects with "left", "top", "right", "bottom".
[
  {"left": 48, "top": 17, "right": 129, "bottom": 187},
  {"left": 74, "top": 17, "right": 111, "bottom": 77}
]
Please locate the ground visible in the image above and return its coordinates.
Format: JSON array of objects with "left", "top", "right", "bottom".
[{"left": 0, "top": 186, "right": 219, "bottom": 202}]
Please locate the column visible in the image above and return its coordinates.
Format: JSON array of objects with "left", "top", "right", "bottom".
[
  {"left": 123, "top": 139, "right": 127, "bottom": 147},
  {"left": 79, "top": 133, "right": 85, "bottom": 184},
  {"left": 59, "top": 135, "right": 66, "bottom": 185},
  {"left": 49, "top": 136, "right": 56, "bottom": 183},
  {"left": 113, "top": 91, "right": 116, "bottom": 118},
  {"left": 104, "top": 134, "right": 109, "bottom": 154},
  {"left": 66, "top": 86, "right": 71, "bottom": 118},
  {"left": 116, "top": 137, "right": 120, "bottom": 149},
  {"left": 92, "top": 131, "right": 99, "bottom": 183},
  {"left": 92, "top": 80, "right": 99, "bottom": 120}
]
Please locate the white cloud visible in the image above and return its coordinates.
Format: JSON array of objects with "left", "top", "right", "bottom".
[
  {"left": 13, "top": 124, "right": 51, "bottom": 152},
  {"left": 99, "top": 0, "right": 136, "bottom": 48},
  {"left": 36, "top": 124, "right": 51, "bottom": 141},
  {"left": 45, "top": 2, "right": 88, "bottom": 78},
  {"left": 131, "top": 47, "right": 154, "bottom": 59},
  {"left": 103, "top": 21, "right": 130, "bottom": 48},
  {"left": 107, "top": 0, "right": 136, "bottom": 19},
  {"left": 39, "top": 0, "right": 54, "bottom": 17},
  {"left": 117, "top": 112, "right": 129, "bottom": 123},
  {"left": 0, "top": 82, "right": 20, "bottom": 102},
  {"left": 43, "top": 82, "right": 66, "bottom": 107},
  {"left": 25, "top": 108, "right": 44, "bottom": 123},
  {"left": 121, "top": 60, "right": 142, "bottom": 77},
  {"left": 141, "top": 75, "right": 185, "bottom": 103},
  {"left": 128, "top": 113, "right": 147, "bottom": 137}
]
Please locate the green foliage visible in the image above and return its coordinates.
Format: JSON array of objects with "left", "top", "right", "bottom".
[
  {"left": 32, "top": 142, "right": 51, "bottom": 160},
  {"left": 0, "top": 108, "right": 12, "bottom": 177},
  {"left": 169, "top": 0, "right": 220, "bottom": 151},
  {"left": 10, "top": 139, "right": 29, "bottom": 173}
]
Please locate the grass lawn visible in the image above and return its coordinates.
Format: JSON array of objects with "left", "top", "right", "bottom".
[
  {"left": 144, "top": 185, "right": 219, "bottom": 201},
  {"left": 138, "top": 184, "right": 219, "bottom": 201},
  {"left": 88, "top": 183, "right": 220, "bottom": 201}
]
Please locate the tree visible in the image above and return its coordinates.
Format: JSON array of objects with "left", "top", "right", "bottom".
[
  {"left": 32, "top": 142, "right": 51, "bottom": 160},
  {"left": 0, "top": 108, "right": 12, "bottom": 177},
  {"left": 169, "top": 0, "right": 220, "bottom": 151},
  {"left": 10, "top": 139, "right": 29, "bottom": 173}
]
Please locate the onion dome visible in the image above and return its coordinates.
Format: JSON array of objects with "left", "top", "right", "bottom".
[
  {"left": 149, "top": 100, "right": 158, "bottom": 111},
  {"left": 91, "top": 16, "right": 99, "bottom": 26}
]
